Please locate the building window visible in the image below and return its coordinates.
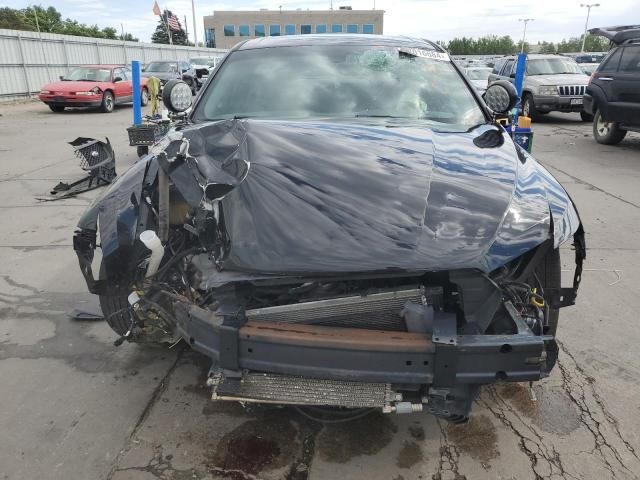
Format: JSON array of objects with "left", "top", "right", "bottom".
[
  {"left": 363, "top": 24, "right": 374, "bottom": 34},
  {"left": 239, "top": 24, "right": 249, "bottom": 36},
  {"left": 332, "top": 24, "right": 343, "bottom": 33},
  {"left": 285, "top": 24, "right": 296, "bottom": 35},
  {"left": 347, "top": 24, "right": 358, "bottom": 33},
  {"left": 223, "top": 24, "right": 235, "bottom": 36},
  {"left": 255, "top": 24, "right": 265, "bottom": 37},
  {"left": 316, "top": 24, "right": 327, "bottom": 33},
  {"left": 205, "top": 28, "right": 215, "bottom": 47},
  {"left": 301, "top": 24, "right": 311, "bottom": 34},
  {"left": 269, "top": 24, "right": 281, "bottom": 36}
]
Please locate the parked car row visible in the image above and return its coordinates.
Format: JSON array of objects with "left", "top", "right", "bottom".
[{"left": 38, "top": 57, "right": 225, "bottom": 114}]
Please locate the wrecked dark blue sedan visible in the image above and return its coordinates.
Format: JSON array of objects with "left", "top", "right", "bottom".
[{"left": 74, "top": 35, "right": 585, "bottom": 422}]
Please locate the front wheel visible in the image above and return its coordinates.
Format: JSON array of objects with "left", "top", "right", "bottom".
[
  {"left": 100, "top": 91, "right": 115, "bottom": 113},
  {"left": 593, "top": 110, "right": 627, "bottom": 145},
  {"left": 521, "top": 94, "right": 539, "bottom": 121},
  {"left": 580, "top": 111, "right": 594, "bottom": 122},
  {"left": 98, "top": 262, "right": 133, "bottom": 336},
  {"left": 140, "top": 87, "right": 149, "bottom": 107}
]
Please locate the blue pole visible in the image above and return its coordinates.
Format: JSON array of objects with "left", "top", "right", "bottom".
[
  {"left": 512, "top": 53, "right": 527, "bottom": 129},
  {"left": 132, "top": 60, "right": 142, "bottom": 126}
]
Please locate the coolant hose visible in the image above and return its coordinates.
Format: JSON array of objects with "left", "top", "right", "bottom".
[{"left": 139, "top": 230, "right": 164, "bottom": 278}]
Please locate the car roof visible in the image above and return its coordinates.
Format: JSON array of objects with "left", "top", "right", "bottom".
[
  {"left": 80, "top": 64, "right": 122, "bottom": 69},
  {"left": 235, "top": 34, "right": 443, "bottom": 52},
  {"left": 502, "top": 54, "right": 572, "bottom": 60}
]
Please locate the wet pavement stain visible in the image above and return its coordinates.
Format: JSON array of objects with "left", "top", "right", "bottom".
[
  {"left": 409, "top": 424, "right": 425, "bottom": 441},
  {"left": 496, "top": 383, "right": 581, "bottom": 435},
  {"left": 396, "top": 440, "right": 423, "bottom": 469},
  {"left": 209, "top": 410, "right": 300, "bottom": 476},
  {"left": 446, "top": 414, "right": 498, "bottom": 464},
  {"left": 315, "top": 411, "right": 397, "bottom": 463}
]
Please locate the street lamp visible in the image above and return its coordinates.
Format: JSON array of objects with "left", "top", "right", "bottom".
[
  {"left": 518, "top": 18, "right": 534, "bottom": 54},
  {"left": 580, "top": 3, "right": 600, "bottom": 53}
]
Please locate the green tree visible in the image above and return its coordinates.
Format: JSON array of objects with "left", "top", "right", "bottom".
[
  {"left": 538, "top": 41, "right": 557, "bottom": 54},
  {"left": 0, "top": 7, "right": 31, "bottom": 30},
  {"left": 446, "top": 35, "right": 517, "bottom": 55},
  {"left": 151, "top": 10, "right": 190, "bottom": 45},
  {"left": 121, "top": 32, "right": 139, "bottom": 42}
]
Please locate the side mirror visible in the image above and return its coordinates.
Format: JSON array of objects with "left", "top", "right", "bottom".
[
  {"left": 509, "top": 72, "right": 516, "bottom": 78},
  {"left": 483, "top": 81, "right": 518, "bottom": 114},
  {"left": 162, "top": 79, "right": 193, "bottom": 113},
  {"left": 113, "top": 76, "right": 123, "bottom": 82}
]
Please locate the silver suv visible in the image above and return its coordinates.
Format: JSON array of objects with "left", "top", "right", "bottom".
[{"left": 488, "top": 54, "right": 592, "bottom": 121}]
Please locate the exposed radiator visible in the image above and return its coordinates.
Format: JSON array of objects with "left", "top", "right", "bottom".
[
  {"left": 245, "top": 288, "right": 423, "bottom": 330},
  {"left": 211, "top": 372, "right": 398, "bottom": 409}
]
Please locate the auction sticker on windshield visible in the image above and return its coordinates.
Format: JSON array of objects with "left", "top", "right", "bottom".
[{"left": 399, "top": 48, "right": 450, "bottom": 61}]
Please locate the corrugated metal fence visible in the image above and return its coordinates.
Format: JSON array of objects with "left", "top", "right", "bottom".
[{"left": 0, "top": 28, "right": 228, "bottom": 102}]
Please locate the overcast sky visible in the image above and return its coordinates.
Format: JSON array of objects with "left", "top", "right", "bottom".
[{"left": 6, "top": 0, "right": 637, "bottom": 46}]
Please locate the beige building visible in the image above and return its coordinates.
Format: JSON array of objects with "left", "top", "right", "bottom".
[{"left": 203, "top": 8, "right": 384, "bottom": 49}]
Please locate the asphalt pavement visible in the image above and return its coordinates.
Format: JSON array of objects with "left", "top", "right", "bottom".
[{"left": 0, "top": 101, "right": 639, "bottom": 480}]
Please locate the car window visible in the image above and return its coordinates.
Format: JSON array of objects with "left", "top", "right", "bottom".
[
  {"left": 182, "top": 62, "right": 190, "bottom": 71},
  {"left": 194, "top": 45, "right": 486, "bottom": 130},
  {"left": 599, "top": 48, "right": 623, "bottom": 72},
  {"left": 64, "top": 67, "right": 111, "bottom": 82},
  {"left": 526, "top": 58, "right": 583, "bottom": 75},
  {"left": 112, "top": 68, "right": 124, "bottom": 81},
  {"left": 501, "top": 60, "right": 514, "bottom": 76},
  {"left": 146, "top": 62, "right": 177, "bottom": 72},
  {"left": 121, "top": 68, "right": 131, "bottom": 80},
  {"left": 619, "top": 47, "right": 640, "bottom": 73},
  {"left": 491, "top": 60, "right": 504, "bottom": 75}
]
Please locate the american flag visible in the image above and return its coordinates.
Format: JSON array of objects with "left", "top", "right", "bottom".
[{"left": 166, "top": 12, "right": 181, "bottom": 31}]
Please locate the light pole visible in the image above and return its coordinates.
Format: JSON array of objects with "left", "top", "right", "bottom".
[
  {"left": 580, "top": 3, "right": 600, "bottom": 53},
  {"left": 518, "top": 18, "right": 534, "bottom": 53}
]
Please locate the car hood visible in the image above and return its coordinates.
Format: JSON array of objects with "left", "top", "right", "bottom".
[
  {"left": 527, "top": 73, "right": 589, "bottom": 86},
  {"left": 41, "top": 80, "right": 112, "bottom": 92},
  {"left": 172, "top": 119, "right": 579, "bottom": 274}
]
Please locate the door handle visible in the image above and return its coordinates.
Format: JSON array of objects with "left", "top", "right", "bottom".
[{"left": 599, "top": 77, "right": 614, "bottom": 81}]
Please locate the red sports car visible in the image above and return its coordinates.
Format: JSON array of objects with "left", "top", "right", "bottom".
[{"left": 39, "top": 65, "right": 149, "bottom": 113}]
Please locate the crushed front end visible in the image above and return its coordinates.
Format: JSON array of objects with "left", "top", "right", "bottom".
[{"left": 73, "top": 119, "right": 585, "bottom": 421}]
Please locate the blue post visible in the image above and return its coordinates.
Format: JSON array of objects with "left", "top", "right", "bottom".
[
  {"left": 512, "top": 53, "right": 527, "bottom": 129},
  {"left": 132, "top": 60, "right": 142, "bottom": 126}
]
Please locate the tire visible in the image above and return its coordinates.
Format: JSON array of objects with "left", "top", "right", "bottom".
[
  {"left": 49, "top": 105, "right": 65, "bottom": 112},
  {"left": 593, "top": 110, "right": 627, "bottom": 145},
  {"left": 100, "top": 90, "right": 115, "bottom": 113},
  {"left": 140, "top": 87, "right": 149, "bottom": 107},
  {"left": 580, "top": 111, "right": 594, "bottom": 122},
  {"left": 533, "top": 248, "right": 561, "bottom": 336},
  {"left": 137, "top": 145, "right": 149, "bottom": 157},
  {"left": 521, "top": 94, "right": 539, "bottom": 121},
  {"left": 98, "top": 261, "right": 134, "bottom": 336}
]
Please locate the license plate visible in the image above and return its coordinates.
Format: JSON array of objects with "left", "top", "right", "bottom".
[{"left": 570, "top": 98, "right": 583, "bottom": 105}]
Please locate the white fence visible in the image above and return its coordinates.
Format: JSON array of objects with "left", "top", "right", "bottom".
[{"left": 0, "top": 28, "right": 228, "bottom": 102}]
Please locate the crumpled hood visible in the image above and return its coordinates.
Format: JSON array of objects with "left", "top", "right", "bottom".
[{"left": 177, "top": 119, "right": 579, "bottom": 274}]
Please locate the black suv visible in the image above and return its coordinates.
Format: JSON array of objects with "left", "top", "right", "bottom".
[{"left": 584, "top": 25, "right": 640, "bottom": 144}]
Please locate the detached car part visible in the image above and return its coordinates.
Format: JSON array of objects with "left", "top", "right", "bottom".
[
  {"left": 42, "top": 137, "right": 116, "bottom": 201},
  {"left": 73, "top": 38, "right": 585, "bottom": 422}
]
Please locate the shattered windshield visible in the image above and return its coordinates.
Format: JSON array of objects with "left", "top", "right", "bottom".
[
  {"left": 193, "top": 45, "right": 486, "bottom": 128},
  {"left": 146, "top": 62, "right": 177, "bottom": 72},
  {"left": 527, "top": 58, "right": 584, "bottom": 75},
  {"left": 64, "top": 67, "right": 111, "bottom": 82}
]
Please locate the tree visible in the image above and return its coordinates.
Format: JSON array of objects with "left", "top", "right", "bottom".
[
  {"left": 151, "top": 10, "right": 190, "bottom": 45},
  {"left": 121, "top": 32, "right": 139, "bottom": 42},
  {"left": 538, "top": 41, "right": 557, "bottom": 54},
  {"left": 0, "top": 5, "right": 123, "bottom": 40},
  {"left": 446, "top": 35, "right": 517, "bottom": 55}
]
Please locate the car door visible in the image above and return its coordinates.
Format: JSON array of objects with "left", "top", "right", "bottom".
[
  {"left": 592, "top": 47, "right": 622, "bottom": 120},
  {"left": 111, "top": 68, "right": 128, "bottom": 103},
  {"left": 501, "top": 59, "right": 516, "bottom": 83},
  {"left": 613, "top": 45, "right": 640, "bottom": 125},
  {"left": 121, "top": 67, "right": 134, "bottom": 102}
]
